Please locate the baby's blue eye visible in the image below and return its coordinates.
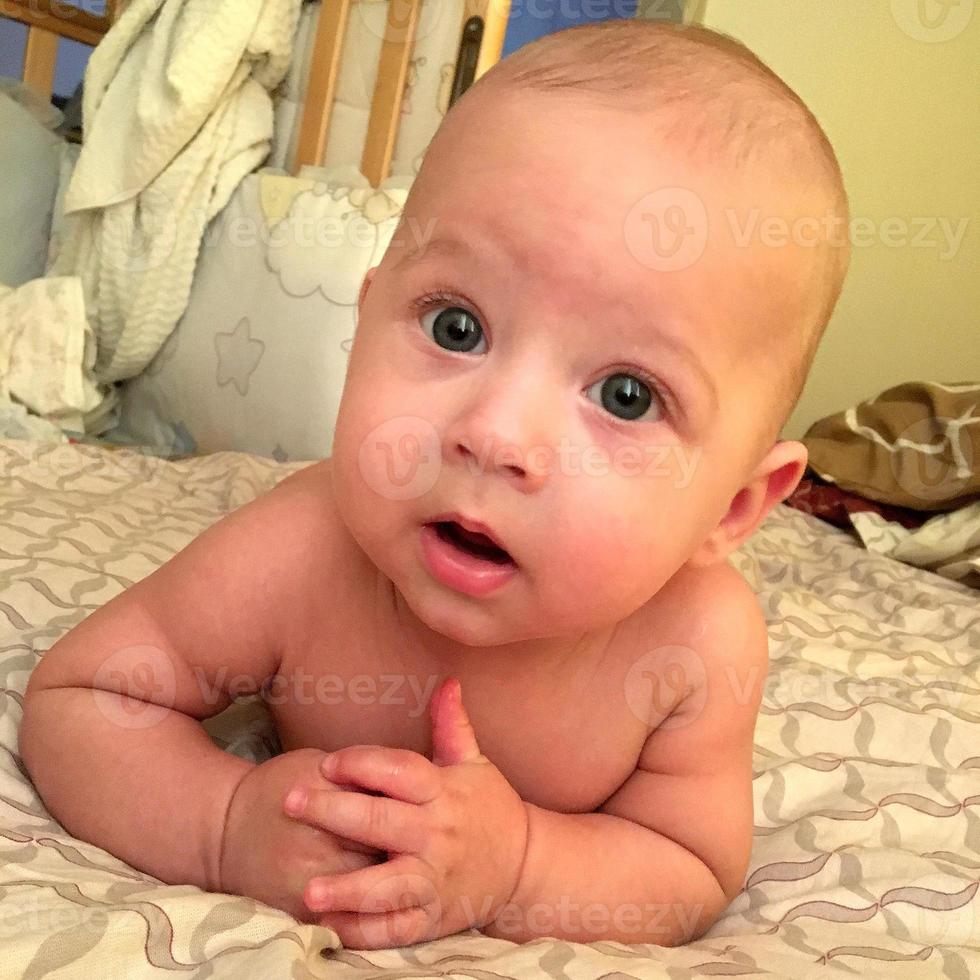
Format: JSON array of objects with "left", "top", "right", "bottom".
[
  {"left": 420, "top": 306, "right": 486, "bottom": 354},
  {"left": 586, "top": 373, "right": 656, "bottom": 422}
]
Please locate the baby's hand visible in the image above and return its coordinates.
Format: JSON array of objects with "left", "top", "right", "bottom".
[
  {"left": 282, "top": 678, "right": 529, "bottom": 949},
  {"left": 218, "top": 748, "right": 385, "bottom": 922}
]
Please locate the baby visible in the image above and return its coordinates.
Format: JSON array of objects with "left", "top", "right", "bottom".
[{"left": 21, "top": 19, "right": 849, "bottom": 950}]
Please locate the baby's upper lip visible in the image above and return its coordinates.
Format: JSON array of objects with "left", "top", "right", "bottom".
[{"left": 428, "top": 512, "right": 516, "bottom": 563}]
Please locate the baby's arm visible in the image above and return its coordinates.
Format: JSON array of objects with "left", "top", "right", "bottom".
[
  {"left": 485, "top": 564, "right": 768, "bottom": 945},
  {"left": 20, "top": 466, "right": 338, "bottom": 894}
]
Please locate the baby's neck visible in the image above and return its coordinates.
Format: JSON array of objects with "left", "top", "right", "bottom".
[{"left": 382, "top": 571, "right": 616, "bottom": 675}]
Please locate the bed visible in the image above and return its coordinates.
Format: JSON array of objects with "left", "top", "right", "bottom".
[
  {"left": 2, "top": 437, "right": 979, "bottom": 977},
  {"left": 2, "top": 2, "right": 980, "bottom": 977}
]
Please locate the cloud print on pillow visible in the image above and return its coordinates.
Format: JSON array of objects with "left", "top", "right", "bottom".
[{"left": 264, "top": 183, "right": 404, "bottom": 302}]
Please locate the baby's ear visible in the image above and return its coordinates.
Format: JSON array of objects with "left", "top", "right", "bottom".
[
  {"left": 358, "top": 266, "right": 378, "bottom": 315},
  {"left": 687, "top": 441, "right": 808, "bottom": 567}
]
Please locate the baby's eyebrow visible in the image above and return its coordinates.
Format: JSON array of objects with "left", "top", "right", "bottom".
[
  {"left": 396, "top": 233, "right": 718, "bottom": 415},
  {"left": 643, "top": 328, "right": 719, "bottom": 415},
  {"left": 395, "top": 236, "right": 475, "bottom": 270}
]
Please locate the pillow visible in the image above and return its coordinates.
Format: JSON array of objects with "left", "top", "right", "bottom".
[
  {"left": 112, "top": 167, "right": 408, "bottom": 462},
  {"left": 803, "top": 381, "right": 980, "bottom": 512},
  {"left": 0, "top": 89, "right": 62, "bottom": 287}
]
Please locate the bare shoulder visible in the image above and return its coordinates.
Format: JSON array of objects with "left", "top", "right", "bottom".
[
  {"left": 207, "top": 457, "right": 366, "bottom": 623},
  {"left": 598, "top": 560, "right": 769, "bottom": 905},
  {"left": 251, "top": 458, "right": 342, "bottom": 553},
  {"left": 631, "top": 559, "right": 770, "bottom": 737},
  {"left": 28, "top": 457, "right": 360, "bottom": 718},
  {"left": 678, "top": 560, "right": 768, "bottom": 675}
]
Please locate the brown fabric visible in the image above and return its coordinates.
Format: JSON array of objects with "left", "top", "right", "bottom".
[
  {"left": 785, "top": 473, "right": 929, "bottom": 530},
  {"left": 803, "top": 381, "right": 980, "bottom": 511}
]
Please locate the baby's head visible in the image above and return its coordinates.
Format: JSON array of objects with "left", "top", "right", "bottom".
[{"left": 332, "top": 20, "right": 850, "bottom": 647}]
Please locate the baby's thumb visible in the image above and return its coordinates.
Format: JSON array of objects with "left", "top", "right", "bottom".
[{"left": 430, "top": 677, "right": 481, "bottom": 766}]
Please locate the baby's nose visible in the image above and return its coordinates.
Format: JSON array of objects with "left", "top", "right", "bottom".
[
  {"left": 445, "top": 401, "right": 556, "bottom": 491},
  {"left": 442, "top": 359, "right": 561, "bottom": 490},
  {"left": 449, "top": 435, "right": 551, "bottom": 492}
]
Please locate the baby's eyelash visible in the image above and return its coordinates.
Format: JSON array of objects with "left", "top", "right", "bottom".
[
  {"left": 408, "top": 289, "right": 474, "bottom": 317},
  {"left": 407, "top": 290, "right": 676, "bottom": 423},
  {"left": 605, "top": 365, "right": 676, "bottom": 424}
]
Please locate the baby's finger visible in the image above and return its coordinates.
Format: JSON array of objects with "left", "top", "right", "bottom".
[
  {"left": 320, "top": 746, "right": 440, "bottom": 804},
  {"left": 305, "top": 857, "right": 436, "bottom": 914},
  {"left": 317, "top": 905, "right": 440, "bottom": 950},
  {"left": 288, "top": 788, "right": 425, "bottom": 853}
]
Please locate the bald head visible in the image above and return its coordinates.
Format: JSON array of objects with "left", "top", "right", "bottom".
[{"left": 437, "top": 19, "right": 850, "bottom": 444}]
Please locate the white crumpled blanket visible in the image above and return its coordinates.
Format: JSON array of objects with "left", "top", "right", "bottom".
[
  {"left": 49, "top": 0, "right": 301, "bottom": 431},
  {"left": 0, "top": 277, "right": 101, "bottom": 439},
  {"left": 851, "top": 502, "right": 980, "bottom": 588}
]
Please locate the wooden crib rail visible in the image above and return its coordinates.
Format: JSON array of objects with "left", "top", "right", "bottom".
[
  {"left": 294, "top": 0, "right": 511, "bottom": 185},
  {"left": 360, "top": 0, "right": 423, "bottom": 189},
  {"left": 1, "top": 0, "right": 123, "bottom": 98},
  {"left": 3, "top": 0, "right": 508, "bottom": 186}
]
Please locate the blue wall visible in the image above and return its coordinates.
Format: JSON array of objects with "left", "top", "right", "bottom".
[
  {"left": 1, "top": 1, "right": 104, "bottom": 97},
  {"left": 0, "top": 19, "right": 26, "bottom": 79},
  {"left": 502, "top": 1, "right": 638, "bottom": 57},
  {"left": 0, "top": 19, "right": 92, "bottom": 97}
]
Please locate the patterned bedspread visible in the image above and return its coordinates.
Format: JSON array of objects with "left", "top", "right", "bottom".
[{"left": 1, "top": 438, "right": 978, "bottom": 978}]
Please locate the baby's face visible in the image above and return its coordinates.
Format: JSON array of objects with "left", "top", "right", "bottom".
[{"left": 331, "top": 87, "right": 814, "bottom": 647}]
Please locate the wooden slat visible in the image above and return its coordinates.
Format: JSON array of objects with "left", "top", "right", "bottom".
[
  {"left": 0, "top": 0, "right": 110, "bottom": 46},
  {"left": 22, "top": 24, "right": 59, "bottom": 97},
  {"left": 293, "top": 0, "right": 510, "bottom": 181},
  {"left": 465, "top": 0, "right": 510, "bottom": 83},
  {"left": 360, "top": 0, "right": 422, "bottom": 188},
  {"left": 292, "top": 0, "right": 352, "bottom": 174}
]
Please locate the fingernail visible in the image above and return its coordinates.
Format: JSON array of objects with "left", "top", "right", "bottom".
[
  {"left": 320, "top": 753, "right": 337, "bottom": 774},
  {"left": 308, "top": 881, "right": 331, "bottom": 909},
  {"left": 284, "top": 788, "right": 307, "bottom": 815}
]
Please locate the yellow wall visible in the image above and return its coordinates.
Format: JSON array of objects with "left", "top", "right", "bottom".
[{"left": 691, "top": 0, "right": 979, "bottom": 438}]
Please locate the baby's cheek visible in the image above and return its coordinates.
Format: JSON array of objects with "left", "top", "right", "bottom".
[{"left": 540, "top": 511, "right": 649, "bottom": 612}]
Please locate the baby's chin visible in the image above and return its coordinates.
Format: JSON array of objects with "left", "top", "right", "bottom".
[{"left": 405, "top": 588, "right": 524, "bottom": 649}]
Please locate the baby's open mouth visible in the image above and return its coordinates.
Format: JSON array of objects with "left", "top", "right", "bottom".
[{"left": 431, "top": 521, "right": 515, "bottom": 565}]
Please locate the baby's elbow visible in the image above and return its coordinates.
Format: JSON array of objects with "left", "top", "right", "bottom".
[
  {"left": 715, "top": 842, "right": 751, "bottom": 909},
  {"left": 652, "top": 887, "right": 730, "bottom": 948}
]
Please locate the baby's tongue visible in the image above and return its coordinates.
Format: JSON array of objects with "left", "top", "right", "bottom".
[
  {"left": 454, "top": 526, "right": 497, "bottom": 550},
  {"left": 440, "top": 522, "right": 512, "bottom": 564}
]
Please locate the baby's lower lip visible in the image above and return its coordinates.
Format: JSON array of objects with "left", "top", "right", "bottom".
[{"left": 419, "top": 523, "right": 518, "bottom": 598}]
